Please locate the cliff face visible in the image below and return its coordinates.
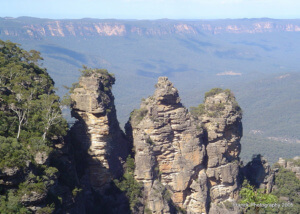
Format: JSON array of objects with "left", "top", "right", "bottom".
[
  {"left": 69, "top": 71, "right": 130, "bottom": 202},
  {"left": 67, "top": 73, "right": 244, "bottom": 213},
  {"left": 127, "top": 77, "right": 207, "bottom": 213},
  {"left": 1, "top": 17, "right": 300, "bottom": 38},
  {"left": 127, "top": 77, "right": 243, "bottom": 213},
  {"left": 201, "top": 90, "right": 243, "bottom": 207}
]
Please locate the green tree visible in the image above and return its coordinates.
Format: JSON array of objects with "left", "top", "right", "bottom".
[
  {"left": 36, "top": 92, "right": 66, "bottom": 141},
  {"left": 0, "top": 136, "right": 28, "bottom": 168},
  {"left": 273, "top": 167, "right": 300, "bottom": 214},
  {"left": 239, "top": 181, "right": 278, "bottom": 214},
  {"left": 114, "top": 155, "right": 142, "bottom": 212},
  {"left": 0, "top": 40, "right": 67, "bottom": 141},
  {"left": 0, "top": 40, "right": 68, "bottom": 212},
  {"left": 0, "top": 191, "right": 30, "bottom": 214}
]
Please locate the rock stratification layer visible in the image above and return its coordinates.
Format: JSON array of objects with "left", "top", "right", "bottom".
[
  {"left": 2, "top": 18, "right": 300, "bottom": 38},
  {"left": 70, "top": 71, "right": 129, "bottom": 191},
  {"left": 201, "top": 90, "right": 243, "bottom": 208},
  {"left": 127, "top": 77, "right": 207, "bottom": 213},
  {"left": 69, "top": 74, "right": 243, "bottom": 213},
  {"left": 127, "top": 78, "right": 243, "bottom": 213}
]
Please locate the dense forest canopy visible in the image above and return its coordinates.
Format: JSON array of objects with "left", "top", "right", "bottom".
[{"left": 0, "top": 40, "right": 68, "bottom": 213}]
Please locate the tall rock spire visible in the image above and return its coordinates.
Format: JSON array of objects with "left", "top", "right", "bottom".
[
  {"left": 199, "top": 89, "right": 243, "bottom": 213},
  {"left": 69, "top": 74, "right": 243, "bottom": 213},
  {"left": 127, "top": 77, "right": 208, "bottom": 213},
  {"left": 127, "top": 78, "right": 243, "bottom": 214},
  {"left": 70, "top": 70, "right": 129, "bottom": 191}
]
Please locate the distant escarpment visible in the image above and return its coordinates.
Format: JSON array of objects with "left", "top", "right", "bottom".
[
  {"left": 1, "top": 17, "right": 300, "bottom": 38},
  {"left": 126, "top": 77, "right": 243, "bottom": 213}
]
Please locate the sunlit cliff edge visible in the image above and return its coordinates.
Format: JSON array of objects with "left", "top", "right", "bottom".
[{"left": 1, "top": 17, "right": 300, "bottom": 38}]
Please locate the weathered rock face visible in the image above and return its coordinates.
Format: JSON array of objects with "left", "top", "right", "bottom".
[
  {"left": 0, "top": 166, "right": 23, "bottom": 186},
  {"left": 127, "top": 77, "right": 243, "bottom": 213},
  {"left": 242, "top": 155, "right": 275, "bottom": 194},
  {"left": 127, "top": 77, "right": 207, "bottom": 213},
  {"left": 70, "top": 72, "right": 130, "bottom": 192},
  {"left": 201, "top": 91, "right": 243, "bottom": 206}
]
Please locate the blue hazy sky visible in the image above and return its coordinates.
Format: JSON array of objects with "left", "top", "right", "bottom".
[{"left": 2, "top": 0, "right": 300, "bottom": 20}]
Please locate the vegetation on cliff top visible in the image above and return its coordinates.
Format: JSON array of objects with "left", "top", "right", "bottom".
[
  {"left": 80, "top": 65, "right": 114, "bottom": 78},
  {"left": 190, "top": 88, "right": 242, "bottom": 118},
  {"left": 63, "top": 65, "right": 115, "bottom": 107}
]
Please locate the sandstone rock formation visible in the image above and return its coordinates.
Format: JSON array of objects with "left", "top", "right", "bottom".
[
  {"left": 199, "top": 89, "right": 243, "bottom": 213},
  {"left": 242, "top": 154, "right": 275, "bottom": 194},
  {"left": 0, "top": 73, "right": 244, "bottom": 213},
  {"left": 277, "top": 156, "right": 300, "bottom": 179},
  {"left": 127, "top": 77, "right": 243, "bottom": 214},
  {"left": 70, "top": 70, "right": 130, "bottom": 192}
]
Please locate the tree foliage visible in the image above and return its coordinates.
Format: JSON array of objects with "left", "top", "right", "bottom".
[
  {"left": 0, "top": 40, "right": 67, "bottom": 142},
  {"left": 0, "top": 136, "right": 29, "bottom": 168},
  {"left": 190, "top": 103, "right": 205, "bottom": 117},
  {"left": 190, "top": 88, "right": 242, "bottom": 118},
  {"left": 273, "top": 167, "right": 300, "bottom": 213},
  {"left": 0, "top": 190, "right": 30, "bottom": 214},
  {"left": 0, "top": 40, "right": 68, "bottom": 212},
  {"left": 114, "top": 155, "right": 142, "bottom": 212},
  {"left": 239, "top": 180, "right": 278, "bottom": 214}
]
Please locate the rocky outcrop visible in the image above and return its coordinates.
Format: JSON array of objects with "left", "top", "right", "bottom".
[
  {"left": 242, "top": 154, "right": 275, "bottom": 194},
  {"left": 69, "top": 70, "right": 130, "bottom": 213},
  {"left": 199, "top": 89, "right": 243, "bottom": 212},
  {"left": 127, "top": 78, "right": 243, "bottom": 213},
  {"left": 127, "top": 77, "right": 207, "bottom": 213},
  {"left": 0, "top": 73, "right": 244, "bottom": 213},
  {"left": 70, "top": 70, "right": 130, "bottom": 191},
  {"left": 242, "top": 155, "right": 300, "bottom": 198},
  {"left": 0, "top": 166, "right": 24, "bottom": 186},
  {"left": 277, "top": 156, "right": 300, "bottom": 179}
]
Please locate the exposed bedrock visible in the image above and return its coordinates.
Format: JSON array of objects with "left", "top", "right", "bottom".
[
  {"left": 200, "top": 90, "right": 243, "bottom": 209},
  {"left": 70, "top": 71, "right": 130, "bottom": 193},
  {"left": 127, "top": 77, "right": 243, "bottom": 214},
  {"left": 68, "top": 74, "right": 243, "bottom": 213}
]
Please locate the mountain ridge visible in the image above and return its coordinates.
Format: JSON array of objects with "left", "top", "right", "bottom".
[{"left": 1, "top": 17, "right": 300, "bottom": 39}]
